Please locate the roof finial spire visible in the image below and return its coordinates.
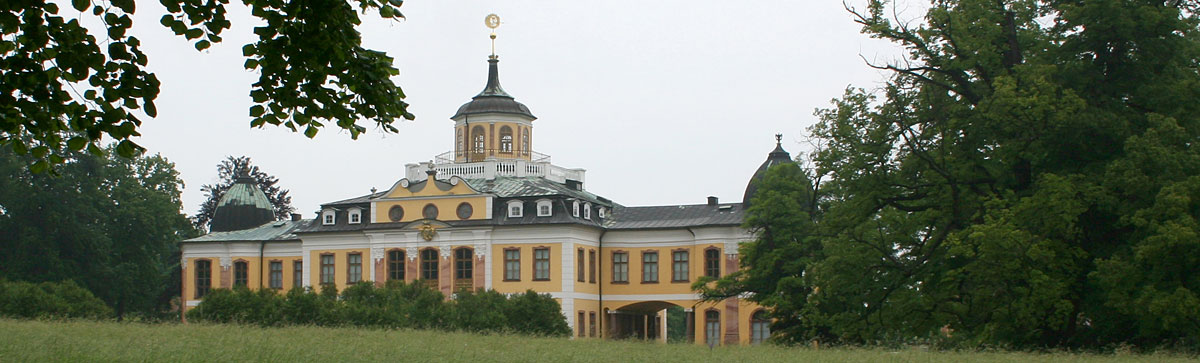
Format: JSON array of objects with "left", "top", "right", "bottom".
[
  {"left": 775, "top": 133, "right": 783, "bottom": 146},
  {"left": 485, "top": 14, "right": 500, "bottom": 59}
]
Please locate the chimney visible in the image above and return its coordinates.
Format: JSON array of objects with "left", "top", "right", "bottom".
[
  {"left": 707, "top": 196, "right": 718, "bottom": 206},
  {"left": 290, "top": 213, "right": 302, "bottom": 221}
]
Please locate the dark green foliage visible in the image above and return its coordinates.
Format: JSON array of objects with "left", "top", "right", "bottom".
[
  {"left": 0, "top": 279, "right": 112, "bottom": 319},
  {"left": 1, "top": 0, "right": 413, "bottom": 172},
  {"left": 703, "top": 0, "right": 1200, "bottom": 350},
  {"left": 0, "top": 146, "right": 196, "bottom": 319},
  {"left": 193, "top": 156, "right": 294, "bottom": 232},
  {"left": 504, "top": 290, "right": 571, "bottom": 337},
  {"left": 187, "top": 283, "right": 569, "bottom": 337}
]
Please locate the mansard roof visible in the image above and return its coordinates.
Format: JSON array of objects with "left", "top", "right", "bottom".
[{"left": 606, "top": 203, "right": 745, "bottom": 230}]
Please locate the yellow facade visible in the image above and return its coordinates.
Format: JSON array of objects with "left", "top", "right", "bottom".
[{"left": 308, "top": 248, "right": 370, "bottom": 292}]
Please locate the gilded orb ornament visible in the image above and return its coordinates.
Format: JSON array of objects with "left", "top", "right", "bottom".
[{"left": 485, "top": 14, "right": 500, "bottom": 29}]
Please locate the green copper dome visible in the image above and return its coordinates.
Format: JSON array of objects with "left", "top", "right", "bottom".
[{"left": 210, "top": 175, "right": 275, "bottom": 232}]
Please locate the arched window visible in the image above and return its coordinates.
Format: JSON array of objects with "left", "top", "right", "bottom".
[
  {"left": 388, "top": 250, "right": 405, "bottom": 281},
  {"left": 471, "top": 126, "right": 486, "bottom": 156},
  {"left": 454, "top": 248, "right": 474, "bottom": 291},
  {"left": 234, "top": 261, "right": 249, "bottom": 287},
  {"left": 522, "top": 129, "right": 530, "bottom": 156},
  {"left": 421, "top": 248, "right": 439, "bottom": 289},
  {"left": 751, "top": 310, "right": 771, "bottom": 344},
  {"left": 456, "top": 127, "right": 463, "bottom": 156},
  {"left": 499, "top": 126, "right": 513, "bottom": 153},
  {"left": 705, "top": 310, "right": 721, "bottom": 347},
  {"left": 194, "top": 260, "right": 211, "bottom": 299}
]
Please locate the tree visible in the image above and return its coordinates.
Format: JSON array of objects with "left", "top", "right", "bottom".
[
  {"left": 695, "top": 162, "right": 825, "bottom": 344},
  {"left": 0, "top": 144, "right": 197, "bottom": 319},
  {"left": 1, "top": 0, "right": 415, "bottom": 173},
  {"left": 719, "top": 0, "right": 1200, "bottom": 349},
  {"left": 194, "top": 155, "right": 294, "bottom": 232}
]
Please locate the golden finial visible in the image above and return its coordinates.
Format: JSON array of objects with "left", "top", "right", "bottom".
[{"left": 485, "top": 14, "right": 500, "bottom": 58}]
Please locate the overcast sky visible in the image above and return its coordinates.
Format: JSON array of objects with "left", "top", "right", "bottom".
[{"left": 122, "top": 1, "right": 914, "bottom": 217}]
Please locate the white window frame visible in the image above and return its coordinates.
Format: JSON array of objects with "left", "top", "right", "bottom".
[
  {"left": 536, "top": 200, "right": 553, "bottom": 217},
  {"left": 348, "top": 208, "right": 362, "bottom": 224},
  {"left": 322, "top": 209, "right": 336, "bottom": 225},
  {"left": 598, "top": 207, "right": 606, "bottom": 219},
  {"left": 583, "top": 203, "right": 592, "bottom": 220},
  {"left": 507, "top": 200, "right": 523, "bottom": 218},
  {"left": 572, "top": 201, "right": 580, "bottom": 217}
]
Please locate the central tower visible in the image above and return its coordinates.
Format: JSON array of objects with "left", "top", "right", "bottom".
[{"left": 450, "top": 14, "right": 537, "bottom": 163}]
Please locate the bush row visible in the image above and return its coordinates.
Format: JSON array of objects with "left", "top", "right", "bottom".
[
  {"left": 185, "top": 281, "right": 571, "bottom": 337},
  {"left": 0, "top": 279, "right": 113, "bottom": 319}
]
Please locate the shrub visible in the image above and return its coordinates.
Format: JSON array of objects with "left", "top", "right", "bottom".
[
  {"left": 505, "top": 290, "right": 570, "bottom": 337},
  {"left": 0, "top": 279, "right": 112, "bottom": 319},
  {"left": 449, "top": 289, "right": 508, "bottom": 333}
]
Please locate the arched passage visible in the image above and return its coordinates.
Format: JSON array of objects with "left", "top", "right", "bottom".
[{"left": 607, "top": 301, "right": 690, "bottom": 343}]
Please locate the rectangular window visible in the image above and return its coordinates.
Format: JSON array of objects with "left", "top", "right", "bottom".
[
  {"left": 388, "top": 250, "right": 405, "bottom": 281},
  {"left": 195, "top": 260, "right": 211, "bottom": 299},
  {"left": 588, "top": 250, "right": 596, "bottom": 283},
  {"left": 234, "top": 261, "right": 248, "bottom": 287},
  {"left": 320, "top": 254, "right": 335, "bottom": 285},
  {"left": 293, "top": 261, "right": 303, "bottom": 288},
  {"left": 642, "top": 252, "right": 658, "bottom": 283},
  {"left": 578, "top": 311, "right": 586, "bottom": 337},
  {"left": 705, "top": 248, "right": 721, "bottom": 278},
  {"left": 349, "top": 212, "right": 360, "bottom": 224},
  {"left": 612, "top": 252, "right": 628, "bottom": 283},
  {"left": 589, "top": 312, "right": 597, "bottom": 337},
  {"left": 347, "top": 253, "right": 362, "bottom": 284},
  {"left": 533, "top": 247, "right": 550, "bottom": 281},
  {"left": 421, "top": 249, "right": 438, "bottom": 289},
  {"left": 672, "top": 251, "right": 689, "bottom": 282},
  {"left": 705, "top": 310, "right": 721, "bottom": 347},
  {"left": 269, "top": 261, "right": 283, "bottom": 289},
  {"left": 504, "top": 249, "right": 520, "bottom": 281},
  {"left": 454, "top": 248, "right": 473, "bottom": 292},
  {"left": 577, "top": 249, "right": 585, "bottom": 282}
]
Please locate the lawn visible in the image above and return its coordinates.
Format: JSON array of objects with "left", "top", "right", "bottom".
[{"left": 0, "top": 318, "right": 1190, "bottom": 362}]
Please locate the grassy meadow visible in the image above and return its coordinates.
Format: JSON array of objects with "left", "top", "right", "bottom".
[{"left": 0, "top": 318, "right": 1192, "bottom": 362}]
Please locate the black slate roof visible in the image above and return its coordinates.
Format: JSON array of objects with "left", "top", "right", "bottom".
[
  {"left": 606, "top": 203, "right": 744, "bottom": 230},
  {"left": 743, "top": 135, "right": 793, "bottom": 207},
  {"left": 451, "top": 58, "right": 536, "bottom": 120}
]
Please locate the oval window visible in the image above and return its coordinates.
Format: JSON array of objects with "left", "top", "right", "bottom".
[
  {"left": 456, "top": 202, "right": 473, "bottom": 219},
  {"left": 388, "top": 205, "right": 404, "bottom": 222},
  {"left": 422, "top": 203, "right": 439, "bottom": 220}
]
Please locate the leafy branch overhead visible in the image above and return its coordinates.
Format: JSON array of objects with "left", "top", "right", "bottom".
[{"left": 0, "top": 0, "right": 414, "bottom": 172}]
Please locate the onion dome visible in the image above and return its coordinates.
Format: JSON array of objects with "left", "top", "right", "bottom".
[
  {"left": 451, "top": 58, "right": 536, "bottom": 120},
  {"left": 209, "top": 174, "right": 275, "bottom": 232},
  {"left": 742, "top": 134, "right": 793, "bottom": 207}
]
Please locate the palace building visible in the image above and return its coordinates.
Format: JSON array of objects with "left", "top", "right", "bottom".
[{"left": 181, "top": 25, "right": 792, "bottom": 345}]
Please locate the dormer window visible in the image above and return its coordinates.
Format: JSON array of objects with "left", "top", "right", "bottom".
[
  {"left": 322, "top": 209, "right": 336, "bottom": 225},
  {"left": 537, "top": 200, "right": 553, "bottom": 217},
  {"left": 583, "top": 203, "right": 592, "bottom": 220},
  {"left": 507, "top": 200, "right": 523, "bottom": 218},
  {"left": 348, "top": 208, "right": 361, "bottom": 224},
  {"left": 598, "top": 207, "right": 606, "bottom": 219},
  {"left": 572, "top": 201, "right": 580, "bottom": 217}
]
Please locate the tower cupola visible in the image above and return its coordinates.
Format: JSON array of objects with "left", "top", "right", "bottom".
[
  {"left": 742, "top": 134, "right": 794, "bottom": 207},
  {"left": 209, "top": 173, "right": 275, "bottom": 232}
]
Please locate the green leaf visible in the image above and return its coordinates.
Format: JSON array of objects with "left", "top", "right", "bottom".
[
  {"left": 71, "top": 0, "right": 89, "bottom": 12},
  {"left": 249, "top": 105, "right": 265, "bottom": 117},
  {"left": 242, "top": 44, "right": 256, "bottom": 57},
  {"left": 67, "top": 137, "right": 87, "bottom": 151},
  {"left": 144, "top": 101, "right": 157, "bottom": 117},
  {"left": 194, "top": 40, "right": 210, "bottom": 51},
  {"left": 303, "top": 126, "right": 318, "bottom": 138},
  {"left": 184, "top": 28, "right": 203, "bottom": 40},
  {"left": 29, "top": 160, "right": 49, "bottom": 174}
]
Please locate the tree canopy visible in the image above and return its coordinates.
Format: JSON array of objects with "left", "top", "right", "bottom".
[
  {"left": 1, "top": 0, "right": 414, "bottom": 173},
  {"left": 703, "top": 0, "right": 1200, "bottom": 350},
  {"left": 0, "top": 145, "right": 197, "bottom": 319},
  {"left": 194, "top": 155, "right": 294, "bottom": 232}
]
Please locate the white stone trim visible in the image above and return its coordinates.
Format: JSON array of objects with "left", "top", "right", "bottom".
[
  {"left": 724, "top": 241, "right": 739, "bottom": 256},
  {"left": 439, "top": 245, "right": 451, "bottom": 258},
  {"left": 406, "top": 247, "right": 418, "bottom": 261},
  {"left": 186, "top": 300, "right": 200, "bottom": 307}
]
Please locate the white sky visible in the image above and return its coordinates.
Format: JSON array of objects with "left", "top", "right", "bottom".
[{"left": 122, "top": 1, "right": 912, "bottom": 217}]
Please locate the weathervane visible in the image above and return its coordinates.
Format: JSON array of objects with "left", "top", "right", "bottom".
[{"left": 486, "top": 13, "right": 500, "bottom": 59}]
